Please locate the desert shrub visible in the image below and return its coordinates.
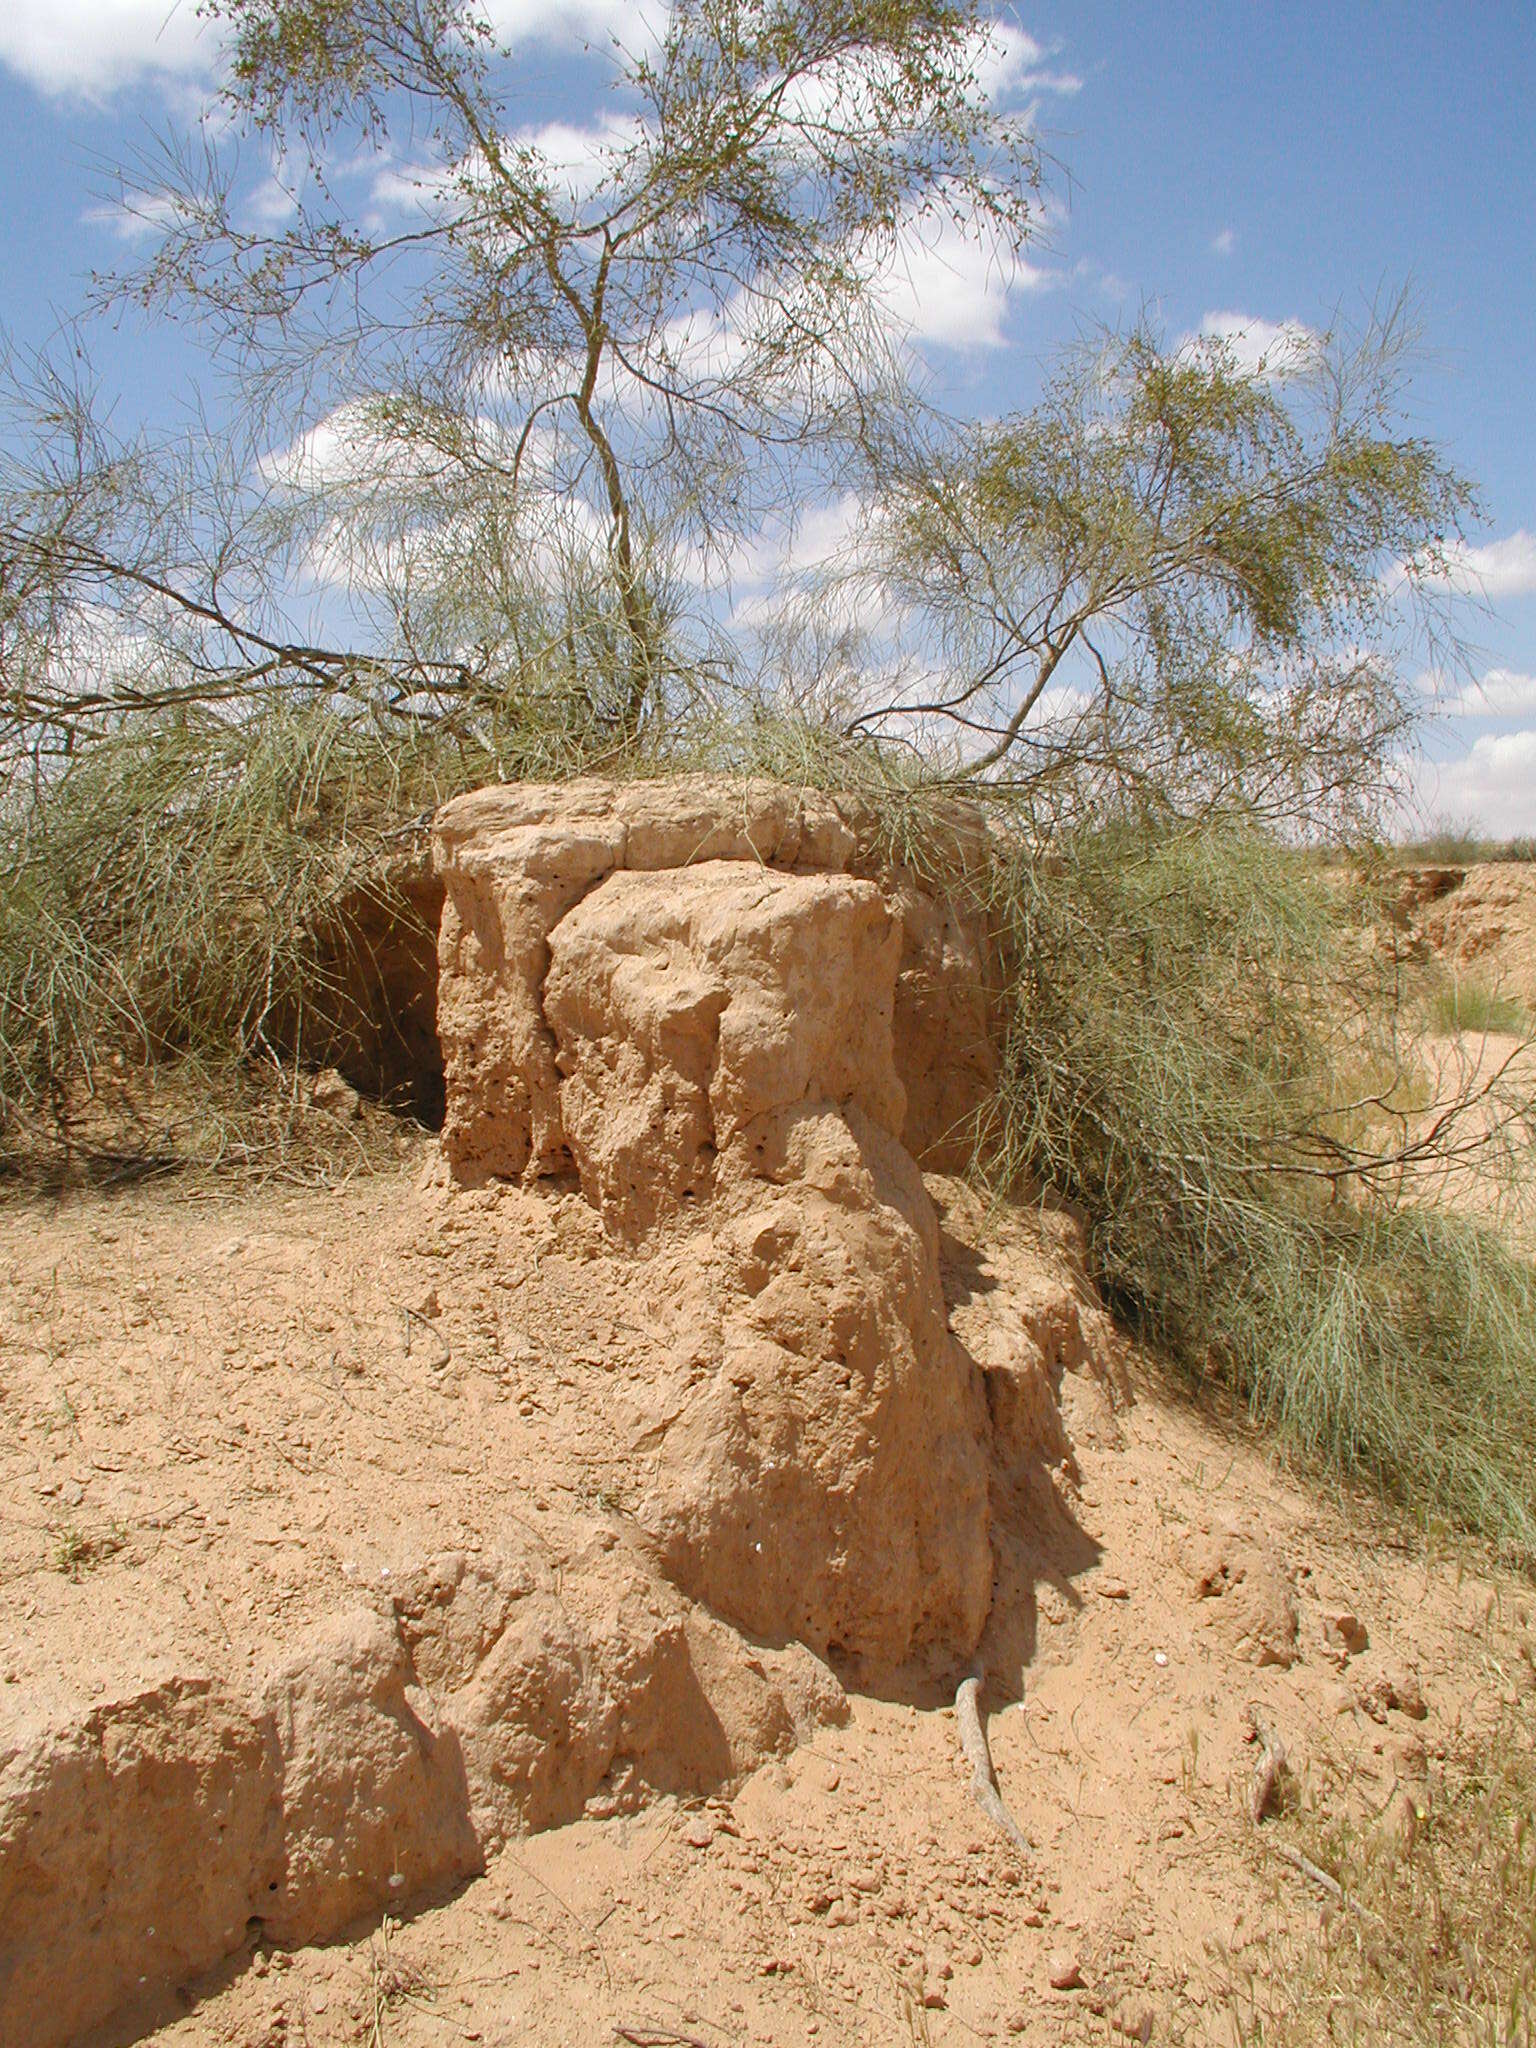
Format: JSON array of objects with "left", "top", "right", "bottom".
[
  {"left": 977, "top": 817, "right": 1536, "bottom": 1564},
  {"left": 0, "top": 701, "right": 519, "bottom": 1159},
  {"left": 1394, "top": 822, "right": 1536, "bottom": 865}
]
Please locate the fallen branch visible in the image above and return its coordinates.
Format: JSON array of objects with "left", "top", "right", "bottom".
[
  {"left": 613, "top": 2028, "right": 715, "bottom": 2048},
  {"left": 956, "top": 1671, "right": 1031, "bottom": 1858},
  {"left": 1273, "top": 1842, "right": 1385, "bottom": 1926},
  {"left": 1274, "top": 1841, "right": 1342, "bottom": 1901}
]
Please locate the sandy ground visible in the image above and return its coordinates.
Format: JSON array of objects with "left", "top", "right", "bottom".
[{"left": 2, "top": 1142, "right": 1527, "bottom": 2048}]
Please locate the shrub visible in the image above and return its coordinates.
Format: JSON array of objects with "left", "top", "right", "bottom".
[{"left": 976, "top": 817, "right": 1536, "bottom": 1564}]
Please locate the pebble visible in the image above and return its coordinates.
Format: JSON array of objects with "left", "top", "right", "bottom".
[
  {"left": 1047, "top": 1949, "right": 1084, "bottom": 1991},
  {"left": 1098, "top": 1577, "right": 1130, "bottom": 1600}
]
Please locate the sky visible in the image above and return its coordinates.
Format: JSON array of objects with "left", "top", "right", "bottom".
[{"left": 0, "top": 0, "right": 1532, "bottom": 835}]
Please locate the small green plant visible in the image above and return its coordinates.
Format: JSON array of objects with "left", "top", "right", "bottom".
[
  {"left": 1431, "top": 978, "right": 1532, "bottom": 1037},
  {"left": 51, "top": 1521, "right": 126, "bottom": 1580}
]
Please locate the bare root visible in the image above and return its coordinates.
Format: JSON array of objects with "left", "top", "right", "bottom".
[{"left": 956, "top": 1672, "right": 1031, "bottom": 1858}]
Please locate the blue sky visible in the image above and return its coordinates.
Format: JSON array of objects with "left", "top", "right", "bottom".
[{"left": 1, "top": 2, "right": 1532, "bottom": 833}]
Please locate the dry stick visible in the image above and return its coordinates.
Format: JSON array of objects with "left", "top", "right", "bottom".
[
  {"left": 1274, "top": 1842, "right": 1343, "bottom": 1902},
  {"left": 1272, "top": 1843, "right": 1386, "bottom": 1927},
  {"left": 613, "top": 2030, "right": 716, "bottom": 2048},
  {"left": 955, "top": 1672, "right": 1031, "bottom": 1857}
]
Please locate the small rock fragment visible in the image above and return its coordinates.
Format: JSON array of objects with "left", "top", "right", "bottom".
[
  {"left": 309, "top": 1068, "right": 361, "bottom": 1119},
  {"left": 1047, "top": 1949, "right": 1084, "bottom": 1991},
  {"left": 1322, "top": 1611, "right": 1368, "bottom": 1659}
]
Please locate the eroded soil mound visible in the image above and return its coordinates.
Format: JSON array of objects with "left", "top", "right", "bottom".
[
  {"left": 1413, "top": 860, "right": 1536, "bottom": 1003},
  {"left": 3, "top": 795, "right": 1530, "bottom": 2047},
  {"left": 0, "top": 1164, "right": 1522, "bottom": 2048},
  {"left": 0, "top": 1156, "right": 1113, "bottom": 2046}
]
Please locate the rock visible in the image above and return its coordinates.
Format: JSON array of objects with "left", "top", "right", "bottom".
[
  {"left": 257, "top": 1604, "right": 480, "bottom": 1945},
  {"left": 639, "top": 1100, "right": 993, "bottom": 1680},
  {"left": 1047, "top": 1949, "right": 1085, "bottom": 1991},
  {"left": 0, "top": 1679, "right": 279, "bottom": 2048},
  {"left": 1321, "top": 1610, "right": 1368, "bottom": 1659},
  {"left": 0, "top": 1535, "right": 849, "bottom": 2048},
  {"left": 1187, "top": 1529, "right": 1299, "bottom": 1669},
  {"left": 431, "top": 777, "right": 997, "bottom": 1185},
  {"left": 543, "top": 862, "right": 906, "bottom": 1233},
  {"left": 1355, "top": 1664, "right": 1428, "bottom": 1724},
  {"left": 432, "top": 793, "right": 998, "bottom": 1681},
  {"left": 309, "top": 1066, "right": 362, "bottom": 1119}
]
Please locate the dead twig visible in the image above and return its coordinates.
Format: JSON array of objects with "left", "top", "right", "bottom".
[
  {"left": 1274, "top": 1841, "right": 1343, "bottom": 1901},
  {"left": 613, "top": 2028, "right": 716, "bottom": 2048},
  {"left": 955, "top": 1671, "right": 1031, "bottom": 1858}
]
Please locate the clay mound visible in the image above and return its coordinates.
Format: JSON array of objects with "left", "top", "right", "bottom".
[
  {"left": 433, "top": 787, "right": 1009, "bottom": 1682},
  {"left": 0, "top": 1504, "right": 844, "bottom": 2048},
  {"left": 431, "top": 776, "right": 997, "bottom": 1182},
  {"left": 2, "top": 775, "right": 1129, "bottom": 2048},
  {"left": 1416, "top": 861, "right": 1536, "bottom": 1004}
]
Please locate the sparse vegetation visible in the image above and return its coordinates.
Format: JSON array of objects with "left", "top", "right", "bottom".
[
  {"left": 976, "top": 819, "right": 1536, "bottom": 1565},
  {"left": 1430, "top": 977, "right": 1531, "bottom": 1037},
  {"left": 1239, "top": 1705, "right": 1536, "bottom": 2047},
  {"left": 1394, "top": 822, "right": 1536, "bottom": 866},
  {"left": 51, "top": 1521, "right": 126, "bottom": 1579}
]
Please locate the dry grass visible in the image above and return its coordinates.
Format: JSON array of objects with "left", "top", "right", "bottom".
[
  {"left": 1233, "top": 1693, "right": 1536, "bottom": 2046},
  {"left": 1430, "top": 978, "right": 1532, "bottom": 1038}
]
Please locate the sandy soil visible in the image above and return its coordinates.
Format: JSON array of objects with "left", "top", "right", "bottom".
[{"left": 2, "top": 1143, "right": 1526, "bottom": 2048}]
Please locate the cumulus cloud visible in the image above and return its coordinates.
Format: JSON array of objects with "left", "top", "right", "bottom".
[
  {"left": 1, "top": 0, "right": 662, "bottom": 98},
  {"left": 1191, "top": 311, "right": 1323, "bottom": 381},
  {"left": 1211, "top": 228, "right": 1236, "bottom": 257},
  {"left": 0, "top": 0, "right": 215, "bottom": 99},
  {"left": 877, "top": 210, "right": 1050, "bottom": 350},
  {"left": 1422, "top": 530, "right": 1536, "bottom": 602},
  {"left": 1440, "top": 667, "right": 1536, "bottom": 720},
  {"left": 1415, "top": 728, "right": 1536, "bottom": 838}
]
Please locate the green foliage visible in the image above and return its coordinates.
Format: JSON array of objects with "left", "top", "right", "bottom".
[
  {"left": 0, "top": 702, "right": 514, "bottom": 1146},
  {"left": 978, "top": 819, "right": 1536, "bottom": 1563},
  {"left": 844, "top": 311, "right": 1475, "bottom": 818},
  {"left": 1431, "top": 979, "right": 1532, "bottom": 1037}
]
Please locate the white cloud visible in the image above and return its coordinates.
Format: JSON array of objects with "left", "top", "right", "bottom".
[
  {"left": 1192, "top": 311, "right": 1322, "bottom": 382},
  {"left": 878, "top": 210, "right": 1049, "bottom": 351},
  {"left": 478, "top": 0, "right": 667, "bottom": 53},
  {"left": 82, "top": 190, "right": 182, "bottom": 243},
  {"left": 1423, "top": 530, "right": 1536, "bottom": 602},
  {"left": 244, "top": 173, "right": 300, "bottom": 228},
  {"left": 1415, "top": 728, "right": 1536, "bottom": 838},
  {"left": 1441, "top": 667, "right": 1536, "bottom": 720},
  {"left": 0, "top": 0, "right": 215, "bottom": 98},
  {"left": 1211, "top": 228, "right": 1236, "bottom": 257},
  {"left": 1, "top": 0, "right": 663, "bottom": 98},
  {"left": 973, "top": 22, "right": 1081, "bottom": 98}
]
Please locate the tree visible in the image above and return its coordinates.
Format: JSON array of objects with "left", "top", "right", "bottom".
[
  {"left": 774, "top": 308, "right": 1474, "bottom": 835},
  {"left": 68, "top": 0, "right": 1041, "bottom": 745}
]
